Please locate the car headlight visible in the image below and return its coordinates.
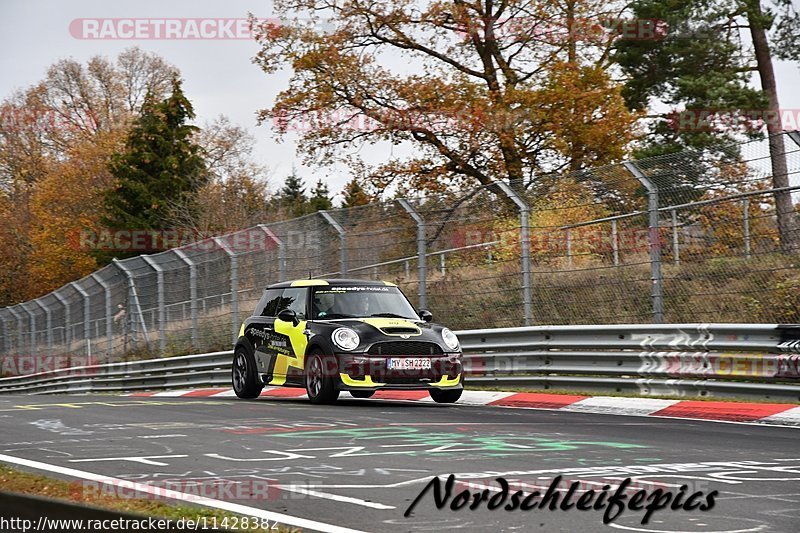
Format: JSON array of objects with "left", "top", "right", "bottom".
[
  {"left": 441, "top": 328, "right": 460, "bottom": 351},
  {"left": 332, "top": 328, "right": 360, "bottom": 351}
]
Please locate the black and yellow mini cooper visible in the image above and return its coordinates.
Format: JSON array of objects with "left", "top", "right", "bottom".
[{"left": 231, "top": 279, "right": 463, "bottom": 404}]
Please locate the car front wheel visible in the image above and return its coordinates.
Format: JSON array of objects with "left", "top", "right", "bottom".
[
  {"left": 232, "top": 348, "right": 263, "bottom": 399},
  {"left": 305, "top": 350, "right": 340, "bottom": 404},
  {"left": 429, "top": 388, "right": 462, "bottom": 403}
]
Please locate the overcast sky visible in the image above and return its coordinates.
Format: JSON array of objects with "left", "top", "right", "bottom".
[{"left": 2, "top": 0, "right": 799, "bottom": 201}]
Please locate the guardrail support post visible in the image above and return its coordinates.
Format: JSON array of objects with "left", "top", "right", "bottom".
[
  {"left": 53, "top": 292, "right": 70, "bottom": 352},
  {"left": 90, "top": 273, "right": 114, "bottom": 357},
  {"left": 257, "top": 224, "right": 286, "bottom": 282},
  {"left": 397, "top": 199, "right": 427, "bottom": 309},
  {"left": 319, "top": 210, "right": 347, "bottom": 276},
  {"left": 624, "top": 161, "right": 664, "bottom": 323},
  {"left": 70, "top": 282, "right": 92, "bottom": 357},
  {"left": 496, "top": 181, "right": 533, "bottom": 326},
  {"left": 172, "top": 250, "right": 197, "bottom": 351},
  {"left": 214, "top": 238, "right": 240, "bottom": 344},
  {"left": 743, "top": 198, "right": 751, "bottom": 259},
  {"left": 141, "top": 257, "right": 166, "bottom": 355}
]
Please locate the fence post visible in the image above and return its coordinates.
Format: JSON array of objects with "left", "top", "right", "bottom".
[
  {"left": 113, "top": 259, "right": 151, "bottom": 351},
  {"left": 397, "top": 199, "right": 427, "bottom": 309},
  {"left": 141, "top": 256, "right": 166, "bottom": 355},
  {"left": 90, "top": 273, "right": 114, "bottom": 357},
  {"left": 8, "top": 307, "right": 23, "bottom": 355},
  {"left": 566, "top": 228, "right": 573, "bottom": 266},
  {"left": 611, "top": 219, "right": 619, "bottom": 265},
  {"left": 671, "top": 209, "right": 680, "bottom": 265},
  {"left": 70, "top": 282, "right": 92, "bottom": 357},
  {"left": 257, "top": 224, "right": 285, "bottom": 282},
  {"left": 213, "top": 237, "right": 240, "bottom": 345},
  {"left": 172, "top": 250, "right": 197, "bottom": 351},
  {"left": 319, "top": 210, "right": 348, "bottom": 276},
  {"left": 21, "top": 302, "right": 36, "bottom": 355},
  {"left": 743, "top": 198, "right": 751, "bottom": 259},
  {"left": 623, "top": 161, "right": 664, "bottom": 323},
  {"left": 0, "top": 310, "right": 8, "bottom": 356},
  {"left": 53, "top": 292, "right": 70, "bottom": 352},
  {"left": 496, "top": 181, "right": 532, "bottom": 326},
  {"left": 35, "top": 300, "right": 53, "bottom": 356}
]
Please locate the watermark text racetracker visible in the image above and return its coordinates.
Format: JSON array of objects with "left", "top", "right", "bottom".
[{"left": 70, "top": 228, "right": 280, "bottom": 254}]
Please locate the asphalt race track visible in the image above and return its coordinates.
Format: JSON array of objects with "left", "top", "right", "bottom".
[{"left": 0, "top": 394, "right": 798, "bottom": 532}]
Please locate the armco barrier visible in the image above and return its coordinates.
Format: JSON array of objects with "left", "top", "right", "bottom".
[{"left": 1, "top": 324, "right": 799, "bottom": 401}]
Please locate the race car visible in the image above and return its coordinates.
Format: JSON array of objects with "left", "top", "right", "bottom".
[{"left": 231, "top": 279, "right": 463, "bottom": 404}]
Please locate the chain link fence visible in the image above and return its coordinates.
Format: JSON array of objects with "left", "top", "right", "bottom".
[{"left": 1, "top": 132, "right": 799, "bottom": 369}]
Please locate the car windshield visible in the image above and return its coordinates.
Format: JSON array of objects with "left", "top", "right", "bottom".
[{"left": 311, "top": 286, "right": 419, "bottom": 320}]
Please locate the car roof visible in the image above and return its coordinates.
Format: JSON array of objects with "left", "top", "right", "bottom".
[{"left": 265, "top": 278, "right": 397, "bottom": 290}]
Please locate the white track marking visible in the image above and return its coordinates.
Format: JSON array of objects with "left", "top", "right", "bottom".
[
  {"left": 151, "top": 389, "right": 202, "bottom": 397},
  {"left": 69, "top": 455, "right": 189, "bottom": 466},
  {"left": 607, "top": 523, "right": 766, "bottom": 533},
  {"left": 564, "top": 397, "right": 679, "bottom": 416},
  {"left": 0, "top": 453, "right": 369, "bottom": 533},
  {"left": 760, "top": 406, "right": 800, "bottom": 425},
  {"left": 276, "top": 484, "right": 395, "bottom": 509}
]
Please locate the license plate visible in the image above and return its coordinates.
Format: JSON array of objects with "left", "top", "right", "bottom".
[{"left": 386, "top": 358, "right": 432, "bottom": 370}]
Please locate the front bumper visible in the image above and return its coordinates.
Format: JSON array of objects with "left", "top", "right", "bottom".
[{"left": 336, "top": 353, "right": 463, "bottom": 390}]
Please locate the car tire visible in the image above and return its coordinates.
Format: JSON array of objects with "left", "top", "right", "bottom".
[
  {"left": 349, "top": 390, "right": 375, "bottom": 399},
  {"left": 232, "top": 347, "right": 263, "bottom": 399},
  {"left": 429, "top": 388, "right": 462, "bottom": 403},
  {"left": 305, "top": 349, "right": 340, "bottom": 404}
]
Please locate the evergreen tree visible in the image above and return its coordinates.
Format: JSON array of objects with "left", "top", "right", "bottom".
[
  {"left": 614, "top": 0, "right": 800, "bottom": 250},
  {"left": 278, "top": 170, "right": 308, "bottom": 217},
  {"left": 104, "top": 78, "right": 207, "bottom": 233},
  {"left": 309, "top": 179, "right": 333, "bottom": 212},
  {"left": 340, "top": 178, "right": 370, "bottom": 208}
]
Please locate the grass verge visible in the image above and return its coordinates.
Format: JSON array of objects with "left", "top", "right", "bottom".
[{"left": 0, "top": 464, "right": 300, "bottom": 532}]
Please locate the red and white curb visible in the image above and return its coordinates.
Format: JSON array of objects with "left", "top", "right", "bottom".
[{"left": 124, "top": 388, "right": 800, "bottom": 428}]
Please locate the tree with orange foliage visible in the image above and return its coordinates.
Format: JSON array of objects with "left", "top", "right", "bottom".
[{"left": 253, "top": 0, "right": 640, "bottom": 197}]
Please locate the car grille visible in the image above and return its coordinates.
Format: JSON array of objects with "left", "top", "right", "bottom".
[{"left": 369, "top": 341, "right": 443, "bottom": 356}]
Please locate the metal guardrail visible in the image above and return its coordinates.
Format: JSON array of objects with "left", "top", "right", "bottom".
[{"left": 1, "top": 324, "right": 799, "bottom": 401}]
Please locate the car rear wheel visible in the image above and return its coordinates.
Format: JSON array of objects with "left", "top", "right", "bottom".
[
  {"left": 349, "top": 390, "right": 375, "bottom": 399},
  {"left": 232, "top": 348, "right": 263, "bottom": 399},
  {"left": 305, "top": 350, "right": 340, "bottom": 404},
  {"left": 429, "top": 388, "right": 462, "bottom": 403}
]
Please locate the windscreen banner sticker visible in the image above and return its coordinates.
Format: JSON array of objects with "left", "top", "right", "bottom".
[{"left": 317, "top": 287, "right": 392, "bottom": 293}]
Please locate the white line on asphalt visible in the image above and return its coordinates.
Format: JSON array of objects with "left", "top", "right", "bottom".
[
  {"left": 276, "top": 484, "right": 395, "bottom": 509},
  {"left": 0, "top": 453, "right": 370, "bottom": 533}
]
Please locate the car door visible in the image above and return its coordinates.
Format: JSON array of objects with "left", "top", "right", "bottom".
[
  {"left": 245, "top": 289, "right": 282, "bottom": 379},
  {"left": 270, "top": 287, "right": 311, "bottom": 386}
]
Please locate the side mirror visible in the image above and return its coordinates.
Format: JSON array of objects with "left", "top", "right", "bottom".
[
  {"left": 277, "top": 308, "right": 298, "bottom": 326},
  {"left": 418, "top": 309, "right": 433, "bottom": 322}
]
